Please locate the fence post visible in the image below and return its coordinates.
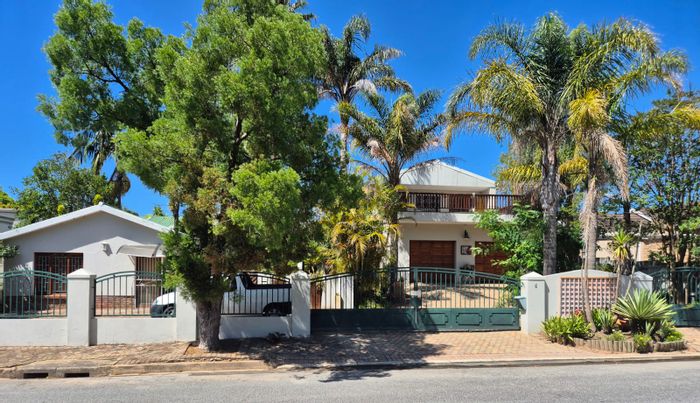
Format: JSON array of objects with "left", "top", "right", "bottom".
[
  {"left": 67, "top": 269, "right": 95, "bottom": 346},
  {"left": 175, "top": 288, "right": 197, "bottom": 342},
  {"left": 520, "top": 272, "right": 546, "bottom": 334},
  {"left": 290, "top": 269, "right": 311, "bottom": 338}
]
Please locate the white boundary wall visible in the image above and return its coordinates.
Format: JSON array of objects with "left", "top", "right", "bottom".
[
  {"left": 0, "top": 269, "right": 311, "bottom": 346},
  {"left": 520, "top": 269, "right": 653, "bottom": 334}
]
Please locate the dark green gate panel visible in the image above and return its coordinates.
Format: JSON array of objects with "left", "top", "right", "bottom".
[
  {"left": 310, "top": 267, "right": 521, "bottom": 333},
  {"left": 418, "top": 308, "right": 519, "bottom": 331},
  {"left": 312, "top": 309, "right": 415, "bottom": 331},
  {"left": 672, "top": 305, "right": 700, "bottom": 327}
]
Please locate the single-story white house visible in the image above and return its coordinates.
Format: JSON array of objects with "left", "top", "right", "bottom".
[
  {"left": 0, "top": 203, "right": 170, "bottom": 278},
  {"left": 397, "top": 161, "right": 522, "bottom": 274}
]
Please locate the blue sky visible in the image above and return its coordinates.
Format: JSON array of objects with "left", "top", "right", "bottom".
[{"left": 1, "top": 0, "right": 698, "bottom": 216}]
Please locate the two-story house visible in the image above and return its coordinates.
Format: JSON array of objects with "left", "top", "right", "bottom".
[{"left": 397, "top": 161, "right": 522, "bottom": 275}]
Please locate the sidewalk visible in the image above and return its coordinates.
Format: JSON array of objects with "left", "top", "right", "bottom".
[{"left": 3, "top": 329, "right": 700, "bottom": 378}]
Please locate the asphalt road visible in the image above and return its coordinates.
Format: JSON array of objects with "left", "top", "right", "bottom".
[{"left": 1, "top": 361, "right": 698, "bottom": 402}]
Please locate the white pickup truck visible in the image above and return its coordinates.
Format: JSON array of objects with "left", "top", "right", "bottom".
[{"left": 150, "top": 272, "right": 291, "bottom": 317}]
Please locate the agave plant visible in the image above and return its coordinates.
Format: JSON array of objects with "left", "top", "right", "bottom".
[{"left": 612, "top": 289, "right": 675, "bottom": 332}]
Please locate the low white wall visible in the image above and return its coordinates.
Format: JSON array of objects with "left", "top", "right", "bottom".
[
  {"left": 0, "top": 318, "right": 67, "bottom": 346},
  {"left": 0, "top": 269, "right": 312, "bottom": 345},
  {"left": 219, "top": 315, "right": 291, "bottom": 339},
  {"left": 93, "top": 317, "right": 177, "bottom": 344},
  {"left": 521, "top": 270, "right": 655, "bottom": 334}
]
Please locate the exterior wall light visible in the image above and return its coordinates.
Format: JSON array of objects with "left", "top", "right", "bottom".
[{"left": 463, "top": 230, "right": 470, "bottom": 239}]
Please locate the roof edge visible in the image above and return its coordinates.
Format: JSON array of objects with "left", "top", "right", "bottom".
[{"left": 0, "top": 204, "right": 170, "bottom": 241}]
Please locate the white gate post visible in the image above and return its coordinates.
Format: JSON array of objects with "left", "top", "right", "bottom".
[
  {"left": 520, "top": 272, "right": 546, "bottom": 334},
  {"left": 290, "top": 268, "right": 311, "bottom": 338},
  {"left": 175, "top": 288, "right": 197, "bottom": 341},
  {"left": 67, "top": 269, "right": 95, "bottom": 346}
]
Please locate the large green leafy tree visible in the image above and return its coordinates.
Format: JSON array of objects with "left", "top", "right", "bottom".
[
  {"left": 39, "top": 0, "right": 174, "bottom": 207},
  {"left": 339, "top": 91, "right": 444, "bottom": 264},
  {"left": 318, "top": 15, "right": 409, "bottom": 166},
  {"left": 447, "top": 13, "right": 686, "bottom": 275},
  {"left": 0, "top": 188, "right": 14, "bottom": 208},
  {"left": 14, "top": 153, "right": 111, "bottom": 225},
  {"left": 117, "top": 0, "right": 344, "bottom": 351},
  {"left": 624, "top": 92, "right": 700, "bottom": 267}
]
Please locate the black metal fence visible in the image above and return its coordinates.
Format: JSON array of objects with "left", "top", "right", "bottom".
[
  {"left": 0, "top": 270, "right": 67, "bottom": 318},
  {"left": 94, "top": 271, "right": 174, "bottom": 317},
  {"left": 221, "top": 272, "right": 291, "bottom": 316},
  {"left": 645, "top": 267, "right": 700, "bottom": 305}
]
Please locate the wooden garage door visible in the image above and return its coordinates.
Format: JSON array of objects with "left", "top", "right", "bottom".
[
  {"left": 474, "top": 242, "right": 508, "bottom": 275},
  {"left": 409, "top": 241, "right": 455, "bottom": 268}
]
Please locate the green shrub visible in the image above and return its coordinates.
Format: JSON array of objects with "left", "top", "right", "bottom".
[
  {"left": 542, "top": 314, "right": 590, "bottom": 345},
  {"left": 607, "top": 330, "right": 626, "bottom": 342},
  {"left": 592, "top": 308, "right": 616, "bottom": 334},
  {"left": 633, "top": 333, "right": 653, "bottom": 353},
  {"left": 612, "top": 290, "right": 674, "bottom": 332},
  {"left": 658, "top": 320, "right": 684, "bottom": 342}
]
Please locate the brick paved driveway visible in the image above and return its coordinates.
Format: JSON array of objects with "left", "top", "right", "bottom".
[{"left": 3, "top": 329, "right": 700, "bottom": 371}]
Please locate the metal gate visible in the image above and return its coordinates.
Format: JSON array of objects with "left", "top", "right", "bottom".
[{"left": 310, "top": 267, "right": 520, "bottom": 332}]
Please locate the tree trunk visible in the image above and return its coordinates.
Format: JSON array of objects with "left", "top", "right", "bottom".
[
  {"left": 196, "top": 299, "right": 222, "bottom": 352},
  {"left": 339, "top": 114, "right": 350, "bottom": 170},
  {"left": 581, "top": 175, "right": 598, "bottom": 325},
  {"left": 540, "top": 140, "right": 560, "bottom": 275}
]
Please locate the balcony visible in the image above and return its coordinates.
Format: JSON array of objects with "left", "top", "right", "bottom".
[{"left": 401, "top": 192, "right": 524, "bottom": 215}]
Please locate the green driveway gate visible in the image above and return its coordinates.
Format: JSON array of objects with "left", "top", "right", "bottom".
[{"left": 310, "top": 267, "right": 520, "bottom": 332}]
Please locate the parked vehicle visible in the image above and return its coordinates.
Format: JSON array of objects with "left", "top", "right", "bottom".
[{"left": 150, "top": 272, "right": 291, "bottom": 317}]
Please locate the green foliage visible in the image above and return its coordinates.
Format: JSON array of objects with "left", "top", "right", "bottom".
[
  {"left": 0, "top": 188, "right": 14, "bottom": 208},
  {"left": 633, "top": 333, "right": 653, "bottom": 353},
  {"left": 115, "top": 0, "right": 348, "bottom": 348},
  {"left": 319, "top": 180, "right": 398, "bottom": 274},
  {"left": 625, "top": 91, "right": 700, "bottom": 266},
  {"left": 0, "top": 242, "right": 19, "bottom": 259},
  {"left": 542, "top": 314, "right": 590, "bottom": 345},
  {"left": 448, "top": 13, "right": 686, "bottom": 275},
  {"left": 14, "top": 153, "right": 111, "bottom": 225},
  {"left": 607, "top": 330, "right": 626, "bottom": 342},
  {"left": 318, "top": 14, "right": 408, "bottom": 162},
  {"left": 592, "top": 308, "right": 617, "bottom": 334},
  {"left": 658, "top": 320, "right": 684, "bottom": 342},
  {"left": 612, "top": 290, "right": 675, "bottom": 332},
  {"left": 39, "top": 0, "right": 174, "bottom": 206},
  {"left": 475, "top": 204, "right": 582, "bottom": 276}
]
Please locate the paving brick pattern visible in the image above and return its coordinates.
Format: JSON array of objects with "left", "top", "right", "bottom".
[{"left": 2, "top": 328, "right": 700, "bottom": 371}]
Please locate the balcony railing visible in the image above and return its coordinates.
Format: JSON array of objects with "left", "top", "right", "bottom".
[{"left": 402, "top": 192, "right": 524, "bottom": 214}]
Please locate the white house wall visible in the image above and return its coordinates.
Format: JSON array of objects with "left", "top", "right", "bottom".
[
  {"left": 398, "top": 223, "right": 492, "bottom": 269},
  {"left": 3, "top": 212, "right": 164, "bottom": 280}
]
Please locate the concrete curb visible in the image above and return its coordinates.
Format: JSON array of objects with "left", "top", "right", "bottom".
[
  {"left": 4, "top": 353, "right": 700, "bottom": 379},
  {"left": 274, "top": 353, "right": 700, "bottom": 371}
]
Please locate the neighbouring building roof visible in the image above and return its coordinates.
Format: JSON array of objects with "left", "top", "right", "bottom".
[
  {"left": 144, "top": 214, "right": 175, "bottom": 228},
  {"left": 0, "top": 208, "right": 17, "bottom": 233},
  {"left": 400, "top": 160, "right": 496, "bottom": 191},
  {"left": 0, "top": 204, "right": 170, "bottom": 241}
]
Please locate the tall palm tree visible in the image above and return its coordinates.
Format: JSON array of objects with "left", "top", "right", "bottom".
[
  {"left": 446, "top": 13, "right": 686, "bottom": 276},
  {"left": 318, "top": 15, "right": 410, "bottom": 166},
  {"left": 70, "top": 131, "right": 130, "bottom": 208},
  {"left": 339, "top": 90, "right": 445, "bottom": 264}
]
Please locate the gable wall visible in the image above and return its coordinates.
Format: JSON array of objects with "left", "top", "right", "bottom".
[{"left": 2, "top": 212, "right": 164, "bottom": 277}]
